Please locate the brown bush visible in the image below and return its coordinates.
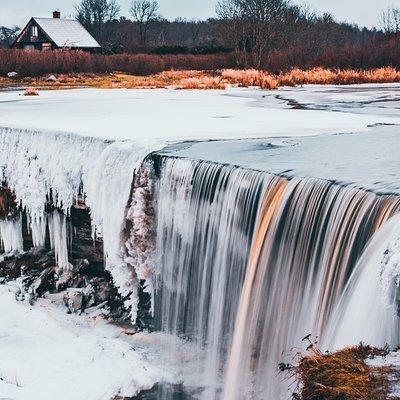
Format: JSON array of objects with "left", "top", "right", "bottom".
[{"left": 292, "top": 344, "right": 395, "bottom": 400}]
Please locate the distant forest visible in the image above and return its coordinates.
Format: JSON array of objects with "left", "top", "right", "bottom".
[{"left": 1, "top": 0, "right": 400, "bottom": 71}]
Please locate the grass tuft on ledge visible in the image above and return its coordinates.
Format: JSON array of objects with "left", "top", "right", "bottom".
[{"left": 292, "top": 343, "right": 397, "bottom": 400}]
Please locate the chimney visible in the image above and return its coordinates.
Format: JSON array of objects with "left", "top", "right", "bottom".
[{"left": 53, "top": 11, "right": 61, "bottom": 19}]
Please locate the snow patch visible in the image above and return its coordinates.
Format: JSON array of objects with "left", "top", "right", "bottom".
[{"left": 0, "top": 284, "right": 190, "bottom": 400}]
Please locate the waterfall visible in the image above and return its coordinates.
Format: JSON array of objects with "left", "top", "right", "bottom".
[
  {"left": 324, "top": 214, "right": 400, "bottom": 350},
  {"left": 154, "top": 157, "right": 272, "bottom": 398},
  {"left": 223, "top": 179, "right": 399, "bottom": 400},
  {"left": 153, "top": 156, "right": 400, "bottom": 400}
]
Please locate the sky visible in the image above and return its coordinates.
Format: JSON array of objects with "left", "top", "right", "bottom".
[{"left": 1, "top": 0, "right": 400, "bottom": 29}]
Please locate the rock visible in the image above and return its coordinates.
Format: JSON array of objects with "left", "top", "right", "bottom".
[
  {"left": 46, "top": 75, "right": 57, "bottom": 82},
  {"left": 7, "top": 71, "right": 18, "bottom": 78},
  {"left": 64, "top": 290, "right": 84, "bottom": 313}
]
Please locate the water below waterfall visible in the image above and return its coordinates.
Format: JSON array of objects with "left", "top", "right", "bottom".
[{"left": 152, "top": 156, "right": 400, "bottom": 400}]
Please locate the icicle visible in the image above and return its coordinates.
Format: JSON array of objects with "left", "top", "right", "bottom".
[
  {"left": 0, "top": 214, "right": 23, "bottom": 254},
  {"left": 0, "top": 127, "right": 164, "bottom": 321},
  {"left": 30, "top": 214, "right": 47, "bottom": 248},
  {"left": 48, "top": 211, "right": 72, "bottom": 271}
]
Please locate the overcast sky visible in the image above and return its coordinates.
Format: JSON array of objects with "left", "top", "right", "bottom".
[{"left": 1, "top": 0, "right": 400, "bottom": 29}]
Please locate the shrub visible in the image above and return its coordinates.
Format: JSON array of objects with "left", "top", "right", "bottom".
[
  {"left": 292, "top": 344, "right": 394, "bottom": 400},
  {"left": 0, "top": 49, "right": 236, "bottom": 77}
]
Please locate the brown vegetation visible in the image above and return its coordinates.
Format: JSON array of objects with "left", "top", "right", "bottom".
[
  {"left": 23, "top": 88, "right": 39, "bottom": 96},
  {"left": 292, "top": 344, "right": 397, "bottom": 400},
  {"left": 1, "top": 67, "right": 399, "bottom": 91},
  {"left": 0, "top": 49, "right": 236, "bottom": 78}
]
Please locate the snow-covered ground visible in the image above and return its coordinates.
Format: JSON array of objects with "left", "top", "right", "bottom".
[
  {"left": 0, "top": 284, "right": 197, "bottom": 400},
  {"left": 1, "top": 86, "right": 400, "bottom": 140}
]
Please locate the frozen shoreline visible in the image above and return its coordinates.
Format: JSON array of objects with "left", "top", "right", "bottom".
[{"left": 0, "top": 283, "right": 196, "bottom": 400}]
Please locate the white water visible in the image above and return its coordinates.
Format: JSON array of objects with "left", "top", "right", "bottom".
[
  {"left": 155, "top": 157, "right": 271, "bottom": 398},
  {"left": 324, "top": 214, "right": 400, "bottom": 350}
]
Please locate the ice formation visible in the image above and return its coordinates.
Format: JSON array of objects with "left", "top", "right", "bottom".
[
  {"left": 124, "top": 161, "right": 156, "bottom": 319},
  {"left": 48, "top": 211, "right": 72, "bottom": 271},
  {"left": 380, "top": 218, "right": 400, "bottom": 309},
  {"left": 0, "top": 126, "right": 163, "bottom": 321},
  {"left": 0, "top": 215, "right": 23, "bottom": 254}
]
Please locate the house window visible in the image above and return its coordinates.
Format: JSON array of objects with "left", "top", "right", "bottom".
[
  {"left": 31, "top": 26, "right": 38, "bottom": 37},
  {"left": 42, "top": 43, "right": 52, "bottom": 51}
]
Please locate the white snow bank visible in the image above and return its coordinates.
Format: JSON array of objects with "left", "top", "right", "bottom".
[
  {"left": 1, "top": 87, "right": 399, "bottom": 140},
  {"left": 0, "top": 284, "right": 193, "bottom": 400}
]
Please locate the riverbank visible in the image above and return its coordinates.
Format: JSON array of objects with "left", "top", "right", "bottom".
[{"left": 1, "top": 67, "right": 400, "bottom": 91}]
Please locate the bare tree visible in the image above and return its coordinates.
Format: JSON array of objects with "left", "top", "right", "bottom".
[
  {"left": 381, "top": 6, "right": 400, "bottom": 34},
  {"left": 75, "top": 0, "right": 120, "bottom": 38},
  {"left": 0, "top": 26, "right": 20, "bottom": 48},
  {"left": 130, "top": 0, "right": 160, "bottom": 46},
  {"left": 217, "top": 0, "right": 250, "bottom": 65},
  {"left": 217, "top": 0, "right": 295, "bottom": 67}
]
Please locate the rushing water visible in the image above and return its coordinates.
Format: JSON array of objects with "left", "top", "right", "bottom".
[
  {"left": 154, "top": 157, "right": 272, "bottom": 398},
  {"left": 153, "top": 156, "right": 400, "bottom": 400},
  {"left": 325, "top": 214, "right": 400, "bottom": 351}
]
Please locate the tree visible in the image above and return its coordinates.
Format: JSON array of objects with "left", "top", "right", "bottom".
[
  {"left": 75, "top": 0, "right": 120, "bottom": 39},
  {"left": 130, "top": 0, "right": 160, "bottom": 46},
  {"left": 381, "top": 6, "right": 400, "bottom": 34},
  {"left": 216, "top": 0, "right": 247, "bottom": 64},
  {"left": 216, "top": 0, "right": 297, "bottom": 67},
  {"left": 0, "top": 26, "right": 20, "bottom": 48}
]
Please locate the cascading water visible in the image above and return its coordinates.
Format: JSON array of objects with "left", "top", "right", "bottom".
[
  {"left": 154, "top": 157, "right": 273, "bottom": 398},
  {"left": 324, "top": 214, "right": 400, "bottom": 351},
  {"left": 223, "top": 179, "right": 399, "bottom": 400},
  {"left": 153, "top": 156, "right": 400, "bottom": 400}
]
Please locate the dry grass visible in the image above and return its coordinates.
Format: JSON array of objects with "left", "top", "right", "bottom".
[
  {"left": 1, "top": 67, "right": 399, "bottom": 91},
  {"left": 221, "top": 69, "right": 279, "bottom": 89},
  {"left": 278, "top": 67, "right": 400, "bottom": 86},
  {"left": 292, "top": 344, "right": 397, "bottom": 400}
]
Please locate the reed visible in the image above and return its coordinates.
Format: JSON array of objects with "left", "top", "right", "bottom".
[{"left": 2, "top": 65, "right": 400, "bottom": 90}]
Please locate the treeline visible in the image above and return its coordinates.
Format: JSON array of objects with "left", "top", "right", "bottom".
[{"left": 1, "top": 0, "right": 400, "bottom": 72}]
